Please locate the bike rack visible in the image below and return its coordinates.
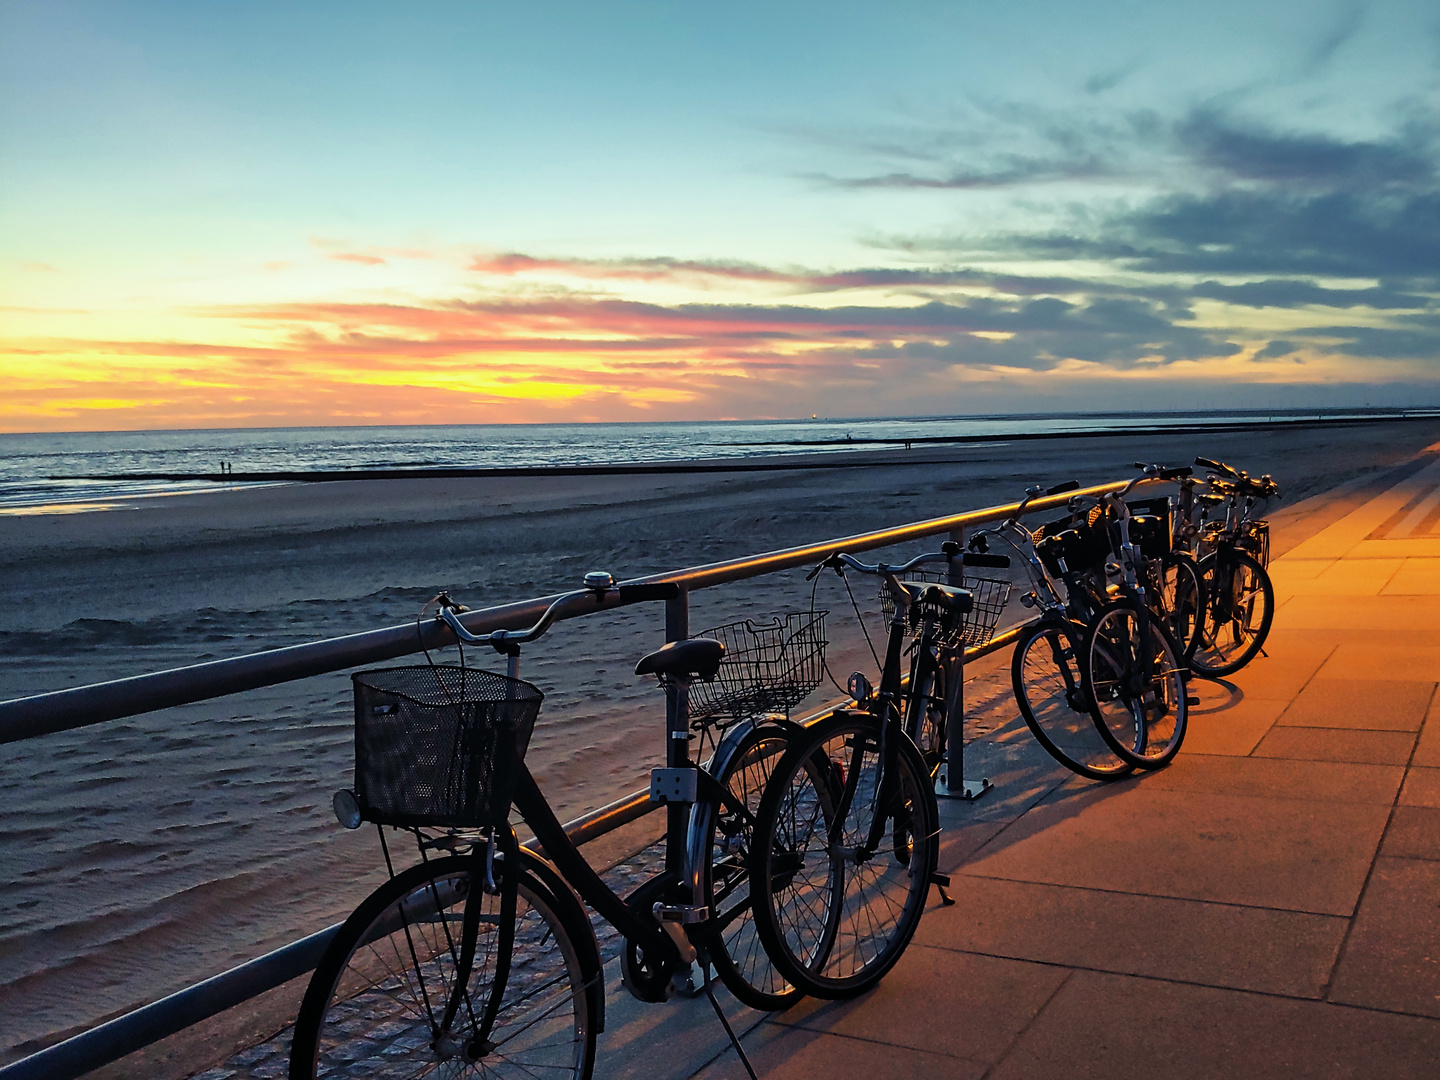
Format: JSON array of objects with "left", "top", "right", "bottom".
[{"left": 0, "top": 476, "right": 1162, "bottom": 1080}]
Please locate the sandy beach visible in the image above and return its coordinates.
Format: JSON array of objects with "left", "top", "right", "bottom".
[{"left": 5, "top": 418, "right": 1440, "bottom": 1065}]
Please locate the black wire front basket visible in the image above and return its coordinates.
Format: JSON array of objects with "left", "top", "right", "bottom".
[
  {"left": 687, "top": 612, "right": 828, "bottom": 725},
  {"left": 1238, "top": 519, "right": 1271, "bottom": 567},
  {"left": 351, "top": 665, "right": 544, "bottom": 830},
  {"left": 878, "top": 572, "right": 1013, "bottom": 651}
]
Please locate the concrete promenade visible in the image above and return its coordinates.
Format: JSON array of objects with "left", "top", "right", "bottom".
[
  {"left": 606, "top": 453, "right": 1440, "bottom": 1080},
  {"left": 171, "top": 452, "right": 1440, "bottom": 1079}
]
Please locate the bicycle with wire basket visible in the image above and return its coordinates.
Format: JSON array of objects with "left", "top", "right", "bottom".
[
  {"left": 875, "top": 562, "right": 1013, "bottom": 777},
  {"left": 287, "top": 575, "right": 829, "bottom": 1080},
  {"left": 745, "top": 542, "right": 1009, "bottom": 1002},
  {"left": 967, "top": 467, "right": 1195, "bottom": 779}
]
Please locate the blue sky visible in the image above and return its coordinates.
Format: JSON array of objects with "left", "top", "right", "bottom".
[{"left": 2, "top": 0, "right": 1439, "bottom": 429}]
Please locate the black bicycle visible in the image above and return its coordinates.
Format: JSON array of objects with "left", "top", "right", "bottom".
[
  {"left": 747, "top": 544, "right": 1005, "bottom": 1000},
  {"left": 1184, "top": 457, "right": 1279, "bottom": 677},
  {"left": 288, "top": 576, "right": 823, "bottom": 1080}
]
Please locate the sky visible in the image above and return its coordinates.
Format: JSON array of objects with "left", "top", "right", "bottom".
[{"left": 2, "top": 0, "right": 1439, "bottom": 432}]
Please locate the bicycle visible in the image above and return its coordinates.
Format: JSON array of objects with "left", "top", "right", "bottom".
[
  {"left": 288, "top": 575, "right": 822, "bottom": 1080},
  {"left": 747, "top": 543, "right": 1003, "bottom": 1000},
  {"left": 966, "top": 480, "right": 1138, "bottom": 781},
  {"left": 1185, "top": 457, "right": 1280, "bottom": 677},
  {"left": 1066, "top": 468, "right": 1193, "bottom": 770},
  {"left": 872, "top": 549, "right": 1014, "bottom": 779}
]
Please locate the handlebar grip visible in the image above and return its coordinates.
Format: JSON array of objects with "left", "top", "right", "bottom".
[
  {"left": 1195, "top": 456, "right": 1237, "bottom": 477},
  {"left": 1046, "top": 480, "right": 1080, "bottom": 495},
  {"left": 1159, "top": 466, "right": 1193, "bottom": 480},
  {"left": 617, "top": 583, "right": 680, "bottom": 603},
  {"left": 962, "top": 552, "right": 1011, "bottom": 569}
]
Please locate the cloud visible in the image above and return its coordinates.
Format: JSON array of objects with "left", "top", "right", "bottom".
[
  {"left": 1304, "top": 1, "right": 1365, "bottom": 75},
  {"left": 329, "top": 252, "right": 388, "bottom": 266}
]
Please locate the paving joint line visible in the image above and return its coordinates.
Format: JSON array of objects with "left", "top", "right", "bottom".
[
  {"left": 977, "top": 967, "right": 1075, "bottom": 1080},
  {"left": 949, "top": 871, "right": 1357, "bottom": 920}
]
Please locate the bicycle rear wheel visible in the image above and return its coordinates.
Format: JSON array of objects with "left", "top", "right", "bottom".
[
  {"left": 691, "top": 719, "right": 804, "bottom": 1011},
  {"left": 290, "top": 853, "right": 598, "bottom": 1080},
  {"left": 1012, "top": 619, "right": 1134, "bottom": 781},
  {"left": 1082, "top": 601, "right": 1189, "bottom": 770},
  {"left": 1150, "top": 552, "right": 1204, "bottom": 659},
  {"left": 749, "top": 711, "right": 936, "bottom": 999},
  {"left": 1191, "top": 549, "right": 1274, "bottom": 677}
]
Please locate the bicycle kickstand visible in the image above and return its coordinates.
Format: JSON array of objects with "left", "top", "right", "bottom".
[
  {"left": 703, "top": 977, "right": 760, "bottom": 1080},
  {"left": 932, "top": 871, "right": 955, "bottom": 907}
]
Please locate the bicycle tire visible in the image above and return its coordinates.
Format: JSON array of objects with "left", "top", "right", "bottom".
[
  {"left": 749, "top": 710, "right": 936, "bottom": 999},
  {"left": 1151, "top": 551, "right": 1204, "bottom": 660},
  {"left": 1082, "top": 600, "right": 1189, "bottom": 770},
  {"left": 904, "top": 645, "right": 949, "bottom": 777},
  {"left": 290, "top": 852, "right": 599, "bottom": 1080},
  {"left": 689, "top": 719, "right": 804, "bottom": 1011},
  {"left": 1012, "top": 619, "right": 1134, "bottom": 781},
  {"left": 1191, "top": 548, "right": 1274, "bottom": 677}
]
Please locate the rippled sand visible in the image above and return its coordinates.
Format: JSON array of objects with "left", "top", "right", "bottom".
[{"left": 4, "top": 422, "right": 1439, "bottom": 1062}]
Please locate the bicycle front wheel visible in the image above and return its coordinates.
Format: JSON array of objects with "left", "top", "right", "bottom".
[
  {"left": 1082, "top": 601, "right": 1189, "bottom": 770},
  {"left": 692, "top": 720, "right": 804, "bottom": 1011},
  {"left": 1192, "top": 549, "right": 1274, "bottom": 677},
  {"left": 290, "top": 853, "right": 598, "bottom": 1080},
  {"left": 1012, "top": 619, "right": 1134, "bottom": 781},
  {"left": 750, "top": 711, "right": 936, "bottom": 999}
]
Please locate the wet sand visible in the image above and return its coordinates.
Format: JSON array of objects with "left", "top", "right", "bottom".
[{"left": 4, "top": 419, "right": 1440, "bottom": 1064}]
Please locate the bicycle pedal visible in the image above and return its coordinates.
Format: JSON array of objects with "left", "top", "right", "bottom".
[
  {"left": 1186, "top": 696, "right": 1200, "bottom": 706},
  {"left": 932, "top": 872, "right": 951, "bottom": 887}
]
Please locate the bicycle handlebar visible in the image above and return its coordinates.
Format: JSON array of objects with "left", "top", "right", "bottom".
[
  {"left": 438, "top": 581, "right": 679, "bottom": 650},
  {"left": 1195, "top": 455, "right": 1239, "bottom": 479}
]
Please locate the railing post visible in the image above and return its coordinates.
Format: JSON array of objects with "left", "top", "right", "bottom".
[
  {"left": 664, "top": 586, "right": 690, "bottom": 875},
  {"left": 936, "top": 526, "right": 992, "bottom": 801}
]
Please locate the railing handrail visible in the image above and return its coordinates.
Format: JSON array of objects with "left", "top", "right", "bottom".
[{"left": 0, "top": 478, "right": 1142, "bottom": 745}]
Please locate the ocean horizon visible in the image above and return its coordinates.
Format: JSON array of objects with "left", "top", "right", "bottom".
[{"left": 4, "top": 407, "right": 1436, "bottom": 513}]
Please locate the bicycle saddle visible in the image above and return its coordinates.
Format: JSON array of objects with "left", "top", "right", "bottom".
[
  {"left": 634, "top": 638, "right": 725, "bottom": 680},
  {"left": 918, "top": 583, "right": 974, "bottom": 615}
]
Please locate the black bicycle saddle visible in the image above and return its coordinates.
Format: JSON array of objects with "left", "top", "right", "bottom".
[{"left": 634, "top": 638, "right": 725, "bottom": 680}]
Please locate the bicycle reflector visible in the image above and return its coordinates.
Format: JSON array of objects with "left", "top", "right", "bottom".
[{"left": 333, "top": 789, "right": 363, "bottom": 830}]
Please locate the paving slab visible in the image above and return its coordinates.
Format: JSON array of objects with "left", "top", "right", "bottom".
[
  {"left": 913, "top": 874, "right": 1345, "bottom": 998},
  {"left": 1329, "top": 857, "right": 1440, "bottom": 1018},
  {"left": 1281, "top": 558, "right": 1403, "bottom": 596},
  {"left": 961, "top": 781, "right": 1391, "bottom": 916},
  {"left": 1379, "top": 805, "right": 1440, "bottom": 861},
  {"left": 769, "top": 945, "right": 1067, "bottom": 1067},
  {"left": 1381, "top": 559, "right": 1440, "bottom": 595},
  {"left": 1399, "top": 764, "right": 1440, "bottom": 808},
  {"left": 1281, "top": 593, "right": 1440, "bottom": 632},
  {"left": 1182, "top": 681, "right": 1289, "bottom": 756},
  {"left": 1275, "top": 677, "right": 1434, "bottom": 731},
  {"left": 692, "top": 1022, "right": 986, "bottom": 1080},
  {"left": 1252, "top": 725, "right": 1417, "bottom": 765},
  {"left": 1125, "top": 752, "right": 1404, "bottom": 805},
  {"left": 989, "top": 969, "right": 1440, "bottom": 1080}
]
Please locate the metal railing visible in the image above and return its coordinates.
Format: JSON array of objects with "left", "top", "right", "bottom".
[{"left": 0, "top": 477, "right": 1154, "bottom": 1080}]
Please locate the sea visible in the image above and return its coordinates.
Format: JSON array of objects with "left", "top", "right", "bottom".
[{"left": 2, "top": 409, "right": 1428, "bottom": 514}]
